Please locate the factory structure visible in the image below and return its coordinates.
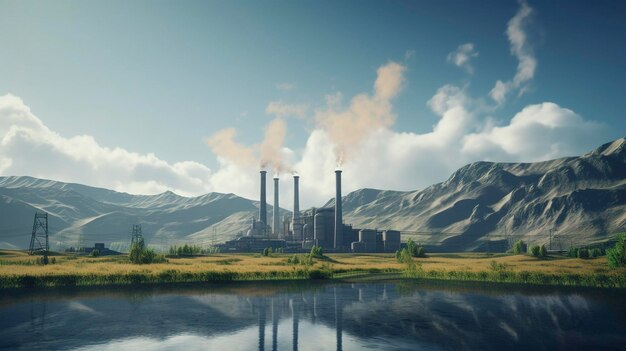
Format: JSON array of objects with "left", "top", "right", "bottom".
[{"left": 218, "top": 169, "right": 401, "bottom": 253}]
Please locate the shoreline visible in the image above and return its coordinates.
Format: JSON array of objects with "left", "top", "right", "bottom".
[{"left": 1, "top": 268, "right": 625, "bottom": 290}]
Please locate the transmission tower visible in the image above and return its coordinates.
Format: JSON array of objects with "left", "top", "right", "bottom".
[
  {"left": 131, "top": 224, "right": 143, "bottom": 245},
  {"left": 29, "top": 212, "right": 49, "bottom": 264}
]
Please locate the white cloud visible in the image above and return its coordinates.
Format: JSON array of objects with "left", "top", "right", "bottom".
[
  {"left": 490, "top": 0, "right": 536, "bottom": 104},
  {"left": 0, "top": 94, "right": 214, "bottom": 197},
  {"left": 462, "top": 102, "right": 604, "bottom": 161},
  {"left": 447, "top": 43, "right": 479, "bottom": 74}
]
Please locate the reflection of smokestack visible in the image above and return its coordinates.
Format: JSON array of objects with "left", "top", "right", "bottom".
[
  {"left": 273, "top": 176, "right": 280, "bottom": 238},
  {"left": 260, "top": 171, "right": 267, "bottom": 229},
  {"left": 334, "top": 169, "right": 343, "bottom": 250},
  {"left": 293, "top": 175, "right": 300, "bottom": 225}
]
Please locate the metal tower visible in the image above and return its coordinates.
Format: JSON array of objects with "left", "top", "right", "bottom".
[
  {"left": 131, "top": 224, "right": 143, "bottom": 245},
  {"left": 29, "top": 212, "right": 49, "bottom": 263}
]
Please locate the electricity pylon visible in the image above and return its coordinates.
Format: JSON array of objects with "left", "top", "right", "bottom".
[
  {"left": 29, "top": 212, "right": 49, "bottom": 264},
  {"left": 131, "top": 224, "right": 143, "bottom": 245}
]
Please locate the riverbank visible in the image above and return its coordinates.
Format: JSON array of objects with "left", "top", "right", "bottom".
[{"left": 0, "top": 250, "right": 624, "bottom": 289}]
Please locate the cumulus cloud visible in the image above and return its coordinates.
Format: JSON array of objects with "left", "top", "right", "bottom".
[
  {"left": 0, "top": 94, "right": 214, "bottom": 197},
  {"left": 265, "top": 101, "right": 307, "bottom": 119},
  {"left": 462, "top": 103, "right": 605, "bottom": 160},
  {"left": 447, "top": 43, "right": 479, "bottom": 74},
  {"left": 490, "top": 0, "right": 536, "bottom": 104}
]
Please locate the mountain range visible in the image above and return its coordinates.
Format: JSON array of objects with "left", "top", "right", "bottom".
[{"left": 1, "top": 138, "right": 624, "bottom": 251}]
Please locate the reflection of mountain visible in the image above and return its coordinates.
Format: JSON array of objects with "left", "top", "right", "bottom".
[{"left": 0, "top": 281, "right": 625, "bottom": 351}]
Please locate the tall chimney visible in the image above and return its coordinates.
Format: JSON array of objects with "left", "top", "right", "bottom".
[
  {"left": 334, "top": 169, "right": 343, "bottom": 250},
  {"left": 293, "top": 175, "right": 300, "bottom": 225},
  {"left": 273, "top": 176, "right": 280, "bottom": 238},
  {"left": 259, "top": 171, "right": 267, "bottom": 231}
]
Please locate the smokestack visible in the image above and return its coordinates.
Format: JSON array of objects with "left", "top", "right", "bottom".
[
  {"left": 334, "top": 169, "right": 343, "bottom": 250},
  {"left": 273, "top": 176, "right": 280, "bottom": 238},
  {"left": 259, "top": 171, "right": 267, "bottom": 230},
  {"left": 293, "top": 175, "right": 300, "bottom": 224}
]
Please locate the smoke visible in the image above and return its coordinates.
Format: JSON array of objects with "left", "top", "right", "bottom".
[
  {"left": 207, "top": 117, "right": 289, "bottom": 174},
  {"left": 205, "top": 128, "right": 257, "bottom": 167},
  {"left": 315, "top": 61, "right": 406, "bottom": 166},
  {"left": 260, "top": 117, "right": 288, "bottom": 173}
]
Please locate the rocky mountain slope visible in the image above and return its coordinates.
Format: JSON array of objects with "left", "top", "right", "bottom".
[
  {"left": 326, "top": 138, "right": 626, "bottom": 250},
  {"left": 0, "top": 177, "right": 287, "bottom": 251},
  {"left": 1, "top": 138, "right": 624, "bottom": 251}
]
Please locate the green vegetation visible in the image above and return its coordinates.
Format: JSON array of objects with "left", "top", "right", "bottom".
[
  {"left": 130, "top": 240, "right": 167, "bottom": 264},
  {"left": 568, "top": 245, "right": 605, "bottom": 260},
  {"left": 395, "top": 248, "right": 413, "bottom": 264},
  {"left": 169, "top": 244, "right": 219, "bottom": 257},
  {"left": 607, "top": 233, "right": 626, "bottom": 268},
  {"left": 261, "top": 247, "right": 273, "bottom": 257},
  {"left": 401, "top": 266, "right": 625, "bottom": 288},
  {"left": 90, "top": 249, "right": 100, "bottom": 257},
  {"left": 286, "top": 254, "right": 313, "bottom": 266},
  {"left": 285, "top": 246, "right": 325, "bottom": 266},
  {"left": 309, "top": 245, "right": 324, "bottom": 258},
  {"left": 528, "top": 244, "right": 547, "bottom": 258},
  {"left": 512, "top": 240, "right": 527, "bottom": 254},
  {"left": 395, "top": 239, "right": 426, "bottom": 263},
  {"left": 406, "top": 239, "right": 426, "bottom": 258}
]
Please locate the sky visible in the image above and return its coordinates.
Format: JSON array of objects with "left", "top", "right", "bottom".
[{"left": 0, "top": 0, "right": 625, "bottom": 209}]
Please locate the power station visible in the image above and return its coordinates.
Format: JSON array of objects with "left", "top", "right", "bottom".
[{"left": 218, "top": 169, "right": 401, "bottom": 253}]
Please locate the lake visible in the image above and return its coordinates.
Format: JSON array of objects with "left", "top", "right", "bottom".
[{"left": 0, "top": 280, "right": 625, "bottom": 350}]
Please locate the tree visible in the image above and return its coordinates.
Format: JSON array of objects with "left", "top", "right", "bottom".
[
  {"left": 578, "top": 248, "right": 590, "bottom": 259},
  {"left": 607, "top": 233, "right": 626, "bottom": 268},
  {"left": 129, "top": 239, "right": 145, "bottom": 263},
  {"left": 129, "top": 239, "right": 166, "bottom": 264},
  {"left": 310, "top": 245, "right": 324, "bottom": 258},
  {"left": 529, "top": 245, "right": 540, "bottom": 257},
  {"left": 512, "top": 240, "right": 526, "bottom": 255},
  {"left": 539, "top": 244, "right": 548, "bottom": 258},
  {"left": 396, "top": 248, "right": 413, "bottom": 264},
  {"left": 405, "top": 239, "right": 425, "bottom": 257}
]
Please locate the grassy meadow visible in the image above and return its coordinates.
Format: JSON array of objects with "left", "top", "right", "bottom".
[{"left": 0, "top": 250, "right": 625, "bottom": 289}]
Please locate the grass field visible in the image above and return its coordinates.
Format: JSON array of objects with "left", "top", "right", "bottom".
[{"left": 0, "top": 250, "right": 625, "bottom": 289}]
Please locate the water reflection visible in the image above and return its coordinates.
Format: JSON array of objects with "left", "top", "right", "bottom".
[{"left": 0, "top": 281, "right": 625, "bottom": 350}]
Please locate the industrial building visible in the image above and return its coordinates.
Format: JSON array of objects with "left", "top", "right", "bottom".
[{"left": 218, "top": 169, "right": 401, "bottom": 253}]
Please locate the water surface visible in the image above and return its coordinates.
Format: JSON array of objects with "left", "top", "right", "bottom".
[{"left": 1, "top": 280, "right": 625, "bottom": 350}]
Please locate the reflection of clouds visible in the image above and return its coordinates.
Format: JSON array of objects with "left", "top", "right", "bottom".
[
  {"left": 2, "top": 283, "right": 624, "bottom": 351},
  {"left": 499, "top": 321, "right": 518, "bottom": 341},
  {"left": 568, "top": 294, "right": 589, "bottom": 311},
  {"left": 188, "top": 294, "right": 253, "bottom": 319},
  {"left": 67, "top": 301, "right": 99, "bottom": 315},
  {"left": 69, "top": 320, "right": 422, "bottom": 351}
]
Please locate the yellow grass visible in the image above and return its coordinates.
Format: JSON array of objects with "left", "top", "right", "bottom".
[{"left": 0, "top": 250, "right": 624, "bottom": 288}]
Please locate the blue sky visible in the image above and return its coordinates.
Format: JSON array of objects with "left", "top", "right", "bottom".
[{"left": 0, "top": 0, "right": 624, "bottom": 207}]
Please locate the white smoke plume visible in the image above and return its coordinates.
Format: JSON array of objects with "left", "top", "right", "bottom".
[
  {"left": 206, "top": 116, "right": 290, "bottom": 175},
  {"left": 315, "top": 61, "right": 406, "bottom": 166}
]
